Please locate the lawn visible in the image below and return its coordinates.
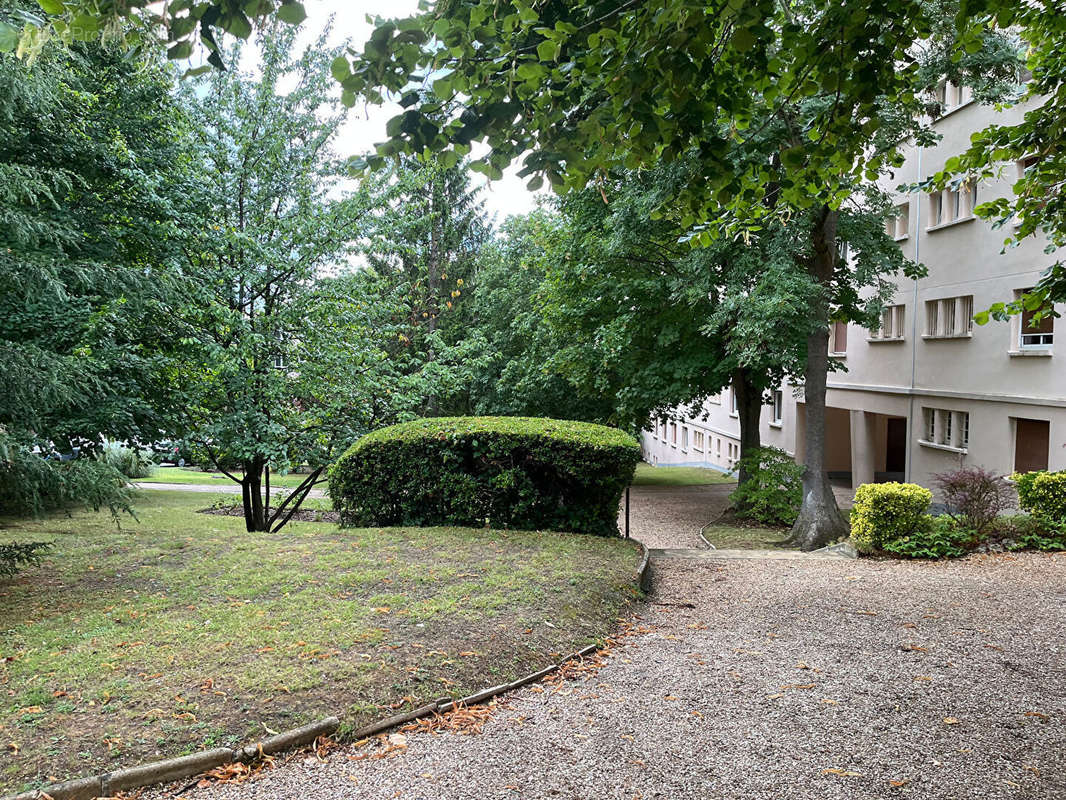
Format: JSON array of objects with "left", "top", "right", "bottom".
[
  {"left": 139, "top": 466, "right": 312, "bottom": 489},
  {"left": 631, "top": 462, "right": 735, "bottom": 487},
  {"left": 0, "top": 492, "right": 642, "bottom": 795},
  {"left": 701, "top": 511, "right": 793, "bottom": 549}
]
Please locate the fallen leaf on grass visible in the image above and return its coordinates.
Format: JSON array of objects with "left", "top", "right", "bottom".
[
  {"left": 943, "top": 717, "right": 960, "bottom": 725},
  {"left": 889, "top": 779, "right": 909, "bottom": 787},
  {"left": 1024, "top": 712, "right": 1049, "bottom": 720}
]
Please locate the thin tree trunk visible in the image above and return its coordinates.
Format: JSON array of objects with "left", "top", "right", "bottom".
[
  {"left": 787, "top": 207, "right": 849, "bottom": 551},
  {"left": 732, "top": 367, "right": 763, "bottom": 490},
  {"left": 242, "top": 458, "right": 267, "bottom": 532}
]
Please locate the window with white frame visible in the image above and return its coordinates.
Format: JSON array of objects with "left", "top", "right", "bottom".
[
  {"left": 870, "top": 304, "right": 906, "bottom": 341},
  {"left": 670, "top": 423, "right": 677, "bottom": 445},
  {"left": 660, "top": 420, "right": 667, "bottom": 439},
  {"left": 693, "top": 431, "right": 705, "bottom": 452},
  {"left": 771, "top": 390, "right": 784, "bottom": 425},
  {"left": 928, "top": 182, "right": 977, "bottom": 227},
  {"left": 681, "top": 426, "right": 689, "bottom": 450},
  {"left": 1017, "top": 288, "right": 1054, "bottom": 349},
  {"left": 729, "top": 386, "right": 738, "bottom": 416},
  {"left": 921, "top": 407, "right": 970, "bottom": 450},
  {"left": 716, "top": 438, "right": 721, "bottom": 458},
  {"left": 924, "top": 296, "right": 973, "bottom": 338},
  {"left": 830, "top": 321, "right": 848, "bottom": 355},
  {"left": 885, "top": 202, "right": 910, "bottom": 240}
]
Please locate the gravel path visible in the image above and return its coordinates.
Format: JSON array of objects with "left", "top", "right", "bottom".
[
  {"left": 619, "top": 483, "right": 733, "bottom": 549},
  {"left": 147, "top": 551, "right": 1066, "bottom": 800}
]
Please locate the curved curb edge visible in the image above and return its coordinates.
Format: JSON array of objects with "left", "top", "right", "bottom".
[{"left": 4, "top": 717, "right": 339, "bottom": 800}]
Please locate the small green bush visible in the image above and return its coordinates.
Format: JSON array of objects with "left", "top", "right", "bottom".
[
  {"left": 993, "top": 513, "right": 1066, "bottom": 552},
  {"left": 729, "top": 446, "right": 804, "bottom": 526},
  {"left": 329, "top": 416, "right": 641, "bottom": 536},
  {"left": 1012, "top": 470, "right": 1066, "bottom": 525},
  {"left": 882, "top": 515, "right": 974, "bottom": 559},
  {"left": 850, "top": 482, "right": 932, "bottom": 554},
  {"left": 100, "top": 442, "right": 156, "bottom": 479}
]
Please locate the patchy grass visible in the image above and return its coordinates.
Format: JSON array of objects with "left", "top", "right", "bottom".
[
  {"left": 701, "top": 510, "right": 794, "bottom": 549},
  {"left": 632, "top": 463, "right": 735, "bottom": 487},
  {"left": 139, "top": 467, "right": 312, "bottom": 489},
  {"left": 0, "top": 492, "right": 641, "bottom": 794}
]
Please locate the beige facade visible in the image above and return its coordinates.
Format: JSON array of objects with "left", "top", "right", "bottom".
[{"left": 642, "top": 88, "right": 1065, "bottom": 488}]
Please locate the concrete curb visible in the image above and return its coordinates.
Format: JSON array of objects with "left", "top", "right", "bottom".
[
  {"left": 2, "top": 718, "right": 339, "bottom": 800},
  {"left": 698, "top": 506, "right": 729, "bottom": 550},
  {"left": 636, "top": 540, "right": 652, "bottom": 593},
  {"left": 3, "top": 546, "right": 641, "bottom": 800}
]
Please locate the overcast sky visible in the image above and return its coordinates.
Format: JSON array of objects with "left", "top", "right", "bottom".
[{"left": 289, "top": 0, "right": 545, "bottom": 223}]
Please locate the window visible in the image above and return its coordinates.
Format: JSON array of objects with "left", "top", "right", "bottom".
[
  {"left": 870, "top": 304, "right": 906, "bottom": 341},
  {"left": 1018, "top": 154, "right": 1041, "bottom": 179},
  {"left": 927, "top": 182, "right": 977, "bottom": 228},
  {"left": 681, "top": 427, "right": 689, "bottom": 450},
  {"left": 729, "top": 386, "right": 738, "bottom": 416},
  {"left": 771, "top": 390, "right": 784, "bottom": 425},
  {"left": 933, "top": 79, "right": 972, "bottom": 114},
  {"left": 693, "top": 431, "right": 705, "bottom": 452},
  {"left": 660, "top": 420, "right": 667, "bottom": 439},
  {"left": 1015, "top": 289, "right": 1054, "bottom": 349},
  {"left": 670, "top": 423, "right": 677, "bottom": 445},
  {"left": 716, "top": 438, "right": 721, "bottom": 458},
  {"left": 885, "top": 202, "right": 910, "bottom": 240},
  {"left": 273, "top": 354, "right": 286, "bottom": 369},
  {"left": 924, "top": 296, "right": 973, "bottom": 338},
  {"left": 921, "top": 407, "right": 970, "bottom": 451},
  {"left": 830, "top": 321, "right": 848, "bottom": 355}
]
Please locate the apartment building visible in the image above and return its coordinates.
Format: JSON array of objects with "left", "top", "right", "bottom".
[{"left": 642, "top": 84, "right": 1065, "bottom": 488}]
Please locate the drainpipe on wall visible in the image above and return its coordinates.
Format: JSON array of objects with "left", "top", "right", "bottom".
[{"left": 906, "top": 143, "right": 923, "bottom": 483}]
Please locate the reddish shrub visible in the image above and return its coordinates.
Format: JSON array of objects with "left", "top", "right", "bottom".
[{"left": 932, "top": 467, "right": 1014, "bottom": 535}]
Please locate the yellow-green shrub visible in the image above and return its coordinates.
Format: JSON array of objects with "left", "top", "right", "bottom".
[
  {"left": 850, "top": 482, "right": 933, "bottom": 554},
  {"left": 1012, "top": 470, "right": 1066, "bottom": 524}
]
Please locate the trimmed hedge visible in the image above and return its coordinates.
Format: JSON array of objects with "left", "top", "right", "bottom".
[
  {"left": 329, "top": 417, "right": 641, "bottom": 536},
  {"left": 850, "top": 482, "right": 932, "bottom": 554},
  {"left": 1012, "top": 470, "right": 1066, "bottom": 524}
]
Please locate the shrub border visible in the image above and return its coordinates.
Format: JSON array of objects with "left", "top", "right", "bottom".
[{"left": 2, "top": 543, "right": 650, "bottom": 800}]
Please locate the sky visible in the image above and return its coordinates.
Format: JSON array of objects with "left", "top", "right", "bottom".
[{"left": 289, "top": 0, "right": 546, "bottom": 223}]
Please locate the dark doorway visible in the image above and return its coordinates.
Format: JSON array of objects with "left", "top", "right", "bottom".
[
  {"left": 1014, "top": 418, "right": 1050, "bottom": 473},
  {"left": 886, "top": 417, "right": 907, "bottom": 474}
]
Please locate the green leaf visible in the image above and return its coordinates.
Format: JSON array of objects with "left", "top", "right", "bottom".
[
  {"left": 536, "top": 39, "right": 558, "bottom": 62},
  {"left": 167, "top": 41, "right": 194, "bottom": 60},
  {"left": 331, "top": 55, "right": 350, "bottom": 81},
  {"left": 276, "top": 1, "right": 306, "bottom": 25},
  {"left": 0, "top": 21, "right": 19, "bottom": 52},
  {"left": 36, "top": 0, "right": 65, "bottom": 14}
]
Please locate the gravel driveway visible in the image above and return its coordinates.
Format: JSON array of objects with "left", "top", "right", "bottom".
[
  {"left": 619, "top": 483, "right": 733, "bottom": 549},
  {"left": 149, "top": 551, "right": 1066, "bottom": 800}
]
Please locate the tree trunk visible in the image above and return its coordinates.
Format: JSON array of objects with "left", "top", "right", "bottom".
[
  {"left": 241, "top": 457, "right": 268, "bottom": 532},
  {"left": 787, "top": 208, "right": 849, "bottom": 551},
  {"left": 732, "top": 367, "right": 763, "bottom": 490}
]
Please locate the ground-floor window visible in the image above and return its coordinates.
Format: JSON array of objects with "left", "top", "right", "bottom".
[{"left": 921, "top": 407, "right": 970, "bottom": 450}]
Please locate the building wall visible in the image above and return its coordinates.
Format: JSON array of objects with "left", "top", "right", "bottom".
[{"left": 640, "top": 88, "right": 1066, "bottom": 489}]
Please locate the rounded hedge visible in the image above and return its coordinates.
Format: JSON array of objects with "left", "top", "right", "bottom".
[
  {"left": 329, "top": 416, "right": 641, "bottom": 536},
  {"left": 850, "top": 482, "right": 932, "bottom": 554}
]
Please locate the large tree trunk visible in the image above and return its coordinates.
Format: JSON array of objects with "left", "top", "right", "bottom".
[
  {"left": 732, "top": 367, "right": 763, "bottom": 490},
  {"left": 787, "top": 208, "right": 849, "bottom": 551}
]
